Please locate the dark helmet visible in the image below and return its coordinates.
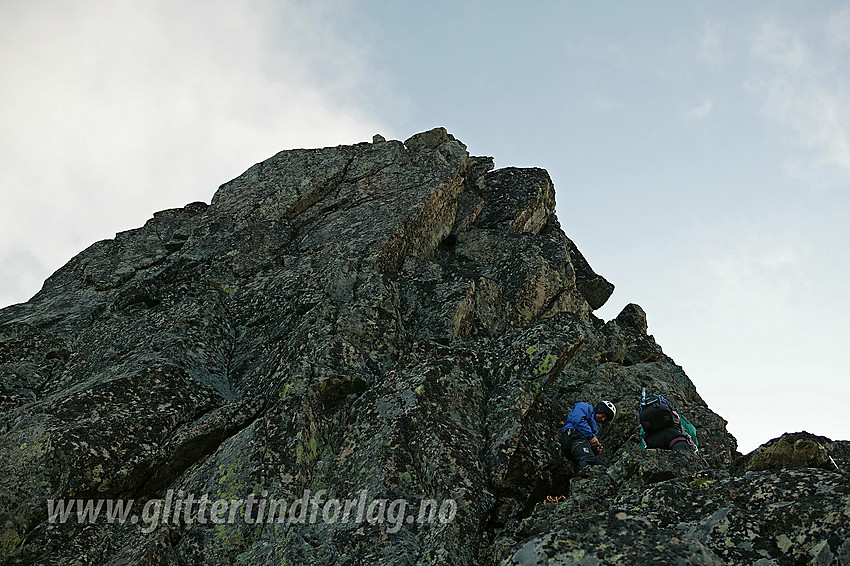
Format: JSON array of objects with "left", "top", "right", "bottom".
[{"left": 595, "top": 400, "right": 616, "bottom": 422}]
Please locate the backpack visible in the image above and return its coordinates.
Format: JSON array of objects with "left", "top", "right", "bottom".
[
  {"left": 639, "top": 394, "right": 681, "bottom": 435},
  {"left": 639, "top": 392, "right": 699, "bottom": 452}
]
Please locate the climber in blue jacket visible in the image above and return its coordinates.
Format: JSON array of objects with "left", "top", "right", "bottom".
[{"left": 560, "top": 400, "right": 616, "bottom": 470}]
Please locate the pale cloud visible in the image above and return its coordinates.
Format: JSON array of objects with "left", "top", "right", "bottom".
[
  {"left": 654, "top": 219, "right": 841, "bottom": 451},
  {"left": 827, "top": 8, "right": 850, "bottom": 44},
  {"left": 0, "top": 0, "right": 390, "bottom": 308},
  {"left": 662, "top": 216, "right": 809, "bottom": 360},
  {"left": 779, "top": 90, "right": 850, "bottom": 184},
  {"left": 686, "top": 100, "right": 714, "bottom": 120},
  {"left": 0, "top": 249, "right": 45, "bottom": 309},
  {"left": 594, "top": 97, "right": 621, "bottom": 112},
  {"left": 593, "top": 212, "right": 845, "bottom": 452},
  {"left": 757, "top": 246, "right": 797, "bottom": 269},
  {"left": 747, "top": 15, "right": 850, "bottom": 186},
  {"left": 701, "top": 247, "right": 797, "bottom": 332},
  {"left": 804, "top": 91, "right": 850, "bottom": 173},
  {"left": 698, "top": 20, "right": 724, "bottom": 64},
  {"left": 751, "top": 21, "right": 808, "bottom": 69}
]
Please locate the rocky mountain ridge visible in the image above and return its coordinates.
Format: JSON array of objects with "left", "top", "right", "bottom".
[{"left": 0, "top": 128, "right": 847, "bottom": 565}]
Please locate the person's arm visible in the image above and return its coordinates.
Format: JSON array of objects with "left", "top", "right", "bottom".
[{"left": 583, "top": 404, "right": 602, "bottom": 453}]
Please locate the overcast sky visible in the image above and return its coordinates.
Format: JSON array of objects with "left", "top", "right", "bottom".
[{"left": 2, "top": 1, "right": 848, "bottom": 453}]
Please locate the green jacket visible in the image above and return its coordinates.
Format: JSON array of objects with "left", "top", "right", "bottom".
[{"left": 680, "top": 414, "right": 698, "bottom": 448}]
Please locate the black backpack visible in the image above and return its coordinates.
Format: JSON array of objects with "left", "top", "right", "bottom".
[{"left": 639, "top": 394, "right": 681, "bottom": 435}]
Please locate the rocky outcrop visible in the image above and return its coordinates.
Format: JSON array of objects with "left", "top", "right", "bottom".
[
  {"left": 494, "top": 446, "right": 849, "bottom": 565},
  {"left": 0, "top": 128, "right": 846, "bottom": 565}
]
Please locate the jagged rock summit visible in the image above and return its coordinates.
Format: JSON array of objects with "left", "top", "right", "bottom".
[{"left": 1, "top": 128, "right": 847, "bottom": 565}]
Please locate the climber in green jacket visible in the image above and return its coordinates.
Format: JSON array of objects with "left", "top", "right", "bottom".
[{"left": 638, "top": 393, "right": 698, "bottom": 452}]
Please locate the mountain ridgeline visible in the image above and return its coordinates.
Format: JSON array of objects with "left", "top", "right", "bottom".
[{"left": 1, "top": 128, "right": 847, "bottom": 565}]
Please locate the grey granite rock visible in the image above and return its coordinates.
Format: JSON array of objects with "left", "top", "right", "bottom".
[{"left": 0, "top": 129, "right": 846, "bottom": 565}]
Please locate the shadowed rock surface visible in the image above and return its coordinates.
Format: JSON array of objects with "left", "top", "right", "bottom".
[{"left": 0, "top": 128, "right": 847, "bottom": 565}]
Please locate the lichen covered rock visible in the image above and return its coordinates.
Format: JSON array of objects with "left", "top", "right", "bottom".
[{"left": 0, "top": 129, "right": 846, "bottom": 565}]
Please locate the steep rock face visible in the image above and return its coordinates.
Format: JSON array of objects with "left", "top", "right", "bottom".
[{"left": 0, "top": 129, "right": 846, "bottom": 565}]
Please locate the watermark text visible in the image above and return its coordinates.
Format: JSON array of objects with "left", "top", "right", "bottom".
[{"left": 47, "top": 489, "right": 457, "bottom": 534}]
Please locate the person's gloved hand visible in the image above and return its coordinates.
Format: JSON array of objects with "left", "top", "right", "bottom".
[{"left": 589, "top": 437, "right": 603, "bottom": 455}]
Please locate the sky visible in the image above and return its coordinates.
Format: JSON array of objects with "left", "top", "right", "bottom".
[{"left": 1, "top": 1, "right": 848, "bottom": 454}]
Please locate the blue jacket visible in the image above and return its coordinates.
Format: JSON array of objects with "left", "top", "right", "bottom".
[{"left": 561, "top": 402, "right": 598, "bottom": 440}]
